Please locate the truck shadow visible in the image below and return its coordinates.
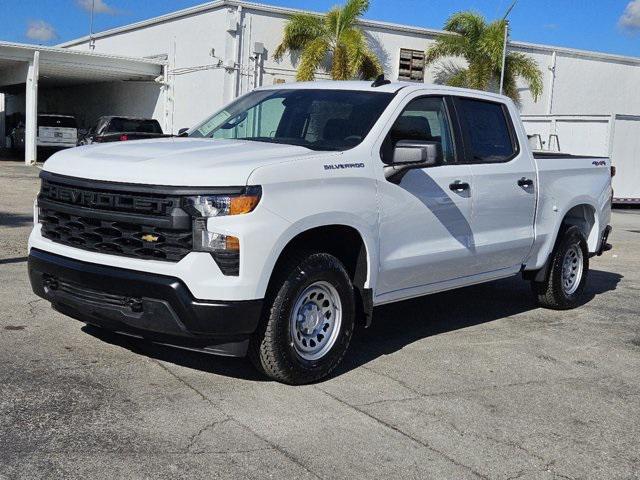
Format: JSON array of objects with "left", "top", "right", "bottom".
[
  {"left": 336, "top": 269, "right": 622, "bottom": 377},
  {"left": 81, "top": 269, "right": 621, "bottom": 383}
]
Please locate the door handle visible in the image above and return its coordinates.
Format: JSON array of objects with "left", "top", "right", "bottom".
[
  {"left": 518, "top": 177, "right": 534, "bottom": 187},
  {"left": 449, "top": 181, "right": 470, "bottom": 192}
]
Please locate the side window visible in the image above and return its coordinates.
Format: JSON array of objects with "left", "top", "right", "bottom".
[
  {"left": 384, "top": 96, "right": 455, "bottom": 164},
  {"left": 456, "top": 98, "right": 517, "bottom": 163}
]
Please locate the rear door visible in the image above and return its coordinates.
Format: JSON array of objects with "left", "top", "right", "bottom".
[
  {"left": 453, "top": 96, "right": 536, "bottom": 273},
  {"left": 376, "top": 94, "right": 475, "bottom": 296}
]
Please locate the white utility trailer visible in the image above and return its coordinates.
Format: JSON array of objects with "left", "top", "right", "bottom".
[{"left": 522, "top": 114, "right": 640, "bottom": 204}]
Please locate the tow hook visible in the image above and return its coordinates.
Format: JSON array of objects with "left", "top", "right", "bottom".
[{"left": 125, "top": 297, "right": 143, "bottom": 313}]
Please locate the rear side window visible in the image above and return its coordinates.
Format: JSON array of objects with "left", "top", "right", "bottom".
[{"left": 456, "top": 98, "right": 517, "bottom": 163}]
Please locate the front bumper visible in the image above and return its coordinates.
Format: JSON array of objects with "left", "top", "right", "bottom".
[{"left": 28, "top": 248, "right": 263, "bottom": 356}]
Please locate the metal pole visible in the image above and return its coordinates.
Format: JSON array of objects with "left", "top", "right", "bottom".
[
  {"left": 499, "top": 0, "right": 517, "bottom": 96},
  {"left": 89, "top": 0, "right": 95, "bottom": 50},
  {"left": 499, "top": 20, "right": 508, "bottom": 95}
]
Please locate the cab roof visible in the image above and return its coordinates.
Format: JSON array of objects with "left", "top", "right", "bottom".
[{"left": 256, "top": 80, "right": 512, "bottom": 103}]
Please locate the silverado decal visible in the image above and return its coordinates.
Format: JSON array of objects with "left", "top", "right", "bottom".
[{"left": 324, "top": 163, "right": 365, "bottom": 170}]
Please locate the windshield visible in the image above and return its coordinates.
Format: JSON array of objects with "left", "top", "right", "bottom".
[{"left": 189, "top": 89, "right": 394, "bottom": 151}]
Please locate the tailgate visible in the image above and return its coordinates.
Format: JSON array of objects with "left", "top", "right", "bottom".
[{"left": 38, "top": 126, "right": 77, "bottom": 143}]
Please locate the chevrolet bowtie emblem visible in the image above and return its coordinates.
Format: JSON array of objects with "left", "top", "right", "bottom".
[{"left": 141, "top": 234, "right": 160, "bottom": 242}]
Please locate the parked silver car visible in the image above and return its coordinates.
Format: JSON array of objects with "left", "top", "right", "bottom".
[{"left": 9, "top": 114, "right": 78, "bottom": 150}]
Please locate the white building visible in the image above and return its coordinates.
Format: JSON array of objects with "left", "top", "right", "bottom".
[{"left": 1, "top": 0, "right": 640, "bottom": 199}]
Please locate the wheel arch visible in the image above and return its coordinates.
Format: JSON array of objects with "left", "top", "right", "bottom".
[
  {"left": 259, "top": 220, "right": 376, "bottom": 326},
  {"left": 526, "top": 201, "right": 598, "bottom": 282}
]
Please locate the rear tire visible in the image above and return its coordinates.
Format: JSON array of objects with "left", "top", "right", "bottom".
[
  {"left": 250, "top": 252, "right": 356, "bottom": 385},
  {"left": 532, "top": 225, "right": 589, "bottom": 310}
]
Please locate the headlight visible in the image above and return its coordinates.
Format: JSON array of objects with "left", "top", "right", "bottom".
[
  {"left": 183, "top": 186, "right": 261, "bottom": 218},
  {"left": 184, "top": 187, "right": 261, "bottom": 276}
]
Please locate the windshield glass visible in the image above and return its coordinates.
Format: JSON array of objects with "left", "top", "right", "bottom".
[{"left": 189, "top": 89, "right": 394, "bottom": 151}]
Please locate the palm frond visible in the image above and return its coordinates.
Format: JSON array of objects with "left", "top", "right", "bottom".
[
  {"left": 479, "top": 19, "right": 508, "bottom": 68},
  {"left": 501, "top": 66, "right": 520, "bottom": 104},
  {"left": 296, "top": 37, "right": 330, "bottom": 81},
  {"left": 324, "top": 7, "right": 341, "bottom": 39},
  {"left": 358, "top": 51, "right": 383, "bottom": 79},
  {"left": 444, "top": 11, "right": 486, "bottom": 42},
  {"left": 274, "top": 13, "right": 325, "bottom": 61},
  {"left": 432, "top": 61, "right": 467, "bottom": 86},
  {"left": 505, "top": 52, "right": 543, "bottom": 101},
  {"left": 425, "top": 36, "right": 469, "bottom": 65},
  {"left": 338, "top": 0, "right": 370, "bottom": 31},
  {"left": 331, "top": 44, "right": 351, "bottom": 80},
  {"left": 341, "top": 28, "right": 381, "bottom": 79},
  {"left": 466, "top": 61, "right": 493, "bottom": 90}
]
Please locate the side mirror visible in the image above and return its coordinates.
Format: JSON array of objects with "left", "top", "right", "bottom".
[
  {"left": 177, "top": 127, "right": 189, "bottom": 136},
  {"left": 384, "top": 140, "right": 443, "bottom": 181}
]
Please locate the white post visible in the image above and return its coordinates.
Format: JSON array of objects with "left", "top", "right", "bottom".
[
  {"left": 0, "top": 94, "right": 5, "bottom": 148},
  {"left": 499, "top": 21, "right": 508, "bottom": 95},
  {"left": 233, "top": 5, "right": 243, "bottom": 99},
  {"left": 546, "top": 51, "right": 557, "bottom": 115},
  {"left": 25, "top": 51, "right": 39, "bottom": 166}
]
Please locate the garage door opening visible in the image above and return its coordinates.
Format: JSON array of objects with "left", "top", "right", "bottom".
[{"left": 0, "top": 42, "right": 165, "bottom": 164}]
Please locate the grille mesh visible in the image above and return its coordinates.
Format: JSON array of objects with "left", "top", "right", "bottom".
[{"left": 40, "top": 207, "right": 192, "bottom": 262}]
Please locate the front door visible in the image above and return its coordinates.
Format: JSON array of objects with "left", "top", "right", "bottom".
[
  {"left": 377, "top": 95, "right": 475, "bottom": 297},
  {"left": 453, "top": 96, "right": 537, "bottom": 273}
]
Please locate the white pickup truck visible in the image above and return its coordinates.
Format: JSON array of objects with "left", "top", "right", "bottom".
[{"left": 28, "top": 80, "right": 613, "bottom": 384}]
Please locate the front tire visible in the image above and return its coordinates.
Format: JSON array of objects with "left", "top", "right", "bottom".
[
  {"left": 250, "top": 252, "right": 356, "bottom": 384},
  {"left": 532, "top": 225, "right": 589, "bottom": 310}
]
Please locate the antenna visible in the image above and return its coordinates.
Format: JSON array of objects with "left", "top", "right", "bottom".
[{"left": 371, "top": 74, "right": 391, "bottom": 88}]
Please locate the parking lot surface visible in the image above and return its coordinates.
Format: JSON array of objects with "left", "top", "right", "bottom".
[{"left": 1, "top": 161, "right": 639, "bottom": 479}]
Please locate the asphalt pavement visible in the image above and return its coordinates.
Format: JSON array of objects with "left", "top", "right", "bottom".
[{"left": 1, "top": 161, "right": 639, "bottom": 479}]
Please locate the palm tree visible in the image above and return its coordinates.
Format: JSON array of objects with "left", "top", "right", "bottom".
[
  {"left": 426, "top": 11, "right": 543, "bottom": 103},
  {"left": 274, "top": 0, "right": 382, "bottom": 81}
]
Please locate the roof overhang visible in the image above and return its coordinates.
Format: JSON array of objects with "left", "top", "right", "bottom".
[{"left": 0, "top": 41, "right": 164, "bottom": 94}]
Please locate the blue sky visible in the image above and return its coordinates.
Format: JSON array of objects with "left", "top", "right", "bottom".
[{"left": 4, "top": 0, "right": 640, "bottom": 57}]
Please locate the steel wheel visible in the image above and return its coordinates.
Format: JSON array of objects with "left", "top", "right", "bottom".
[
  {"left": 561, "top": 243, "right": 584, "bottom": 295},
  {"left": 290, "top": 281, "right": 342, "bottom": 361}
]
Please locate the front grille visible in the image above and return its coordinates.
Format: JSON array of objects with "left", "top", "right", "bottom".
[
  {"left": 38, "top": 174, "right": 193, "bottom": 262},
  {"left": 40, "top": 208, "right": 192, "bottom": 261},
  {"left": 43, "top": 273, "right": 143, "bottom": 312}
]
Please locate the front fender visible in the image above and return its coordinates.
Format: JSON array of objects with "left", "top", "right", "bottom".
[{"left": 254, "top": 211, "right": 379, "bottom": 299}]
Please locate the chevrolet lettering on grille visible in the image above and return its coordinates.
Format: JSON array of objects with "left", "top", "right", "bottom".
[{"left": 42, "top": 181, "right": 175, "bottom": 215}]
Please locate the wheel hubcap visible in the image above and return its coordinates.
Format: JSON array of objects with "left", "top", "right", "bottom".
[
  {"left": 561, "top": 243, "right": 583, "bottom": 295},
  {"left": 290, "top": 281, "right": 342, "bottom": 361}
]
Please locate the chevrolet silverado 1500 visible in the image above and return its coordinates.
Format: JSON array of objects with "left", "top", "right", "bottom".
[{"left": 28, "top": 80, "right": 613, "bottom": 384}]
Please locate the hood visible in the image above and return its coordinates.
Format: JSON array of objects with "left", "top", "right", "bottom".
[{"left": 43, "top": 137, "right": 322, "bottom": 186}]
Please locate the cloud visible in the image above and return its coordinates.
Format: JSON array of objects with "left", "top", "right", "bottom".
[
  {"left": 619, "top": 0, "right": 640, "bottom": 32},
  {"left": 75, "top": 0, "right": 118, "bottom": 15},
  {"left": 26, "top": 20, "right": 58, "bottom": 42},
  {"left": 543, "top": 23, "right": 559, "bottom": 31}
]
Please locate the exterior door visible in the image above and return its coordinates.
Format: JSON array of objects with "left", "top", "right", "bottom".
[
  {"left": 377, "top": 96, "right": 474, "bottom": 296},
  {"left": 453, "top": 96, "right": 537, "bottom": 273}
]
